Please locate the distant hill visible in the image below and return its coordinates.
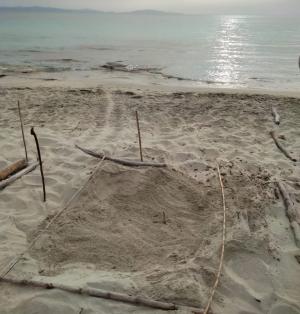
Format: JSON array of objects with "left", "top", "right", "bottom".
[
  {"left": 0, "top": 6, "right": 179, "bottom": 15},
  {"left": 127, "top": 10, "right": 179, "bottom": 15}
]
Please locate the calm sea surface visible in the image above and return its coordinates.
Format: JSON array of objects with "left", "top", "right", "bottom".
[{"left": 0, "top": 11, "right": 300, "bottom": 90}]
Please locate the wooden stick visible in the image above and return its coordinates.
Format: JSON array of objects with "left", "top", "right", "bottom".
[
  {"left": 1, "top": 276, "right": 177, "bottom": 311},
  {"left": 135, "top": 110, "right": 143, "bottom": 162},
  {"left": 270, "top": 131, "right": 297, "bottom": 162},
  {"left": 30, "top": 127, "right": 46, "bottom": 202},
  {"left": 0, "top": 159, "right": 27, "bottom": 181},
  {"left": 0, "top": 162, "right": 39, "bottom": 190},
  {"left": 203, "top": 163, "right": 226, "bottom": 314},
  {"left": 1, "top": 276, "right": 204, "bottom": 312},
  {"left": 75, "top": 145, "right": 166, "bottom": 168},
  {"left": 271, "top": 106, "right": 280, "bottom": 125},
  {"left": 277, "top": 181, "right": 300, "bottom": 247},
  {"left": 162, "top": 211, "right": 167, "bottom": 224},
  {"left": 17, "top": 101, "right": 28, "bottom": 162}
]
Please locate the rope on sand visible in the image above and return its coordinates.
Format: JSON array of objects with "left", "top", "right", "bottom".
[
  {"left": 0, "top": 156, "right": 106, "bottom": 278},
  {"left": 202, "top": 162, "right": 227, "bottom": 314}
]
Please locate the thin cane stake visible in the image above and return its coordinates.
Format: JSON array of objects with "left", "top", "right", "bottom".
[
  {"left": 17, "top": 101, "right": 28, "bottom": 162},
  {"left": 202, "top": 162, "right": 226, "bottom": 314},
  {"left": 162, "top": 211, "right": 167, "bottom": 224},
  {"left": 30, "top": 127, "right": 46, "bottom": 202},
  {"left": 135, "top": 110, "right": 143, "bottom": 162}
]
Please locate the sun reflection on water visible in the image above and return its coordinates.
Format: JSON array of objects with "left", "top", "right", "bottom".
[{"left": 207, "top": 16, "right": 248, "bottom": 86}]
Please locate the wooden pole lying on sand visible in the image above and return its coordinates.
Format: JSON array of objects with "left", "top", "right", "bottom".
[
  {"left": 277, "top": 181, "right": 300, "bottom": 247},
  {"left": 30, "top": 127, "right": 46, "bottom": 202},
  {"left": 0, "top": 276, "right": 184, "bottom": 311},
  {"left": 0, "top": 162, "right": 39, "bottom": 190},
  {"left": 0, "top": 159, "right": 27, "bottom": 181},
  {"left": 270, "top": 131, "right": 297, "bottom": 162},
  {"left": 17, "top": 101, "right": 28, "bottom": 162},
  {"left": 1, "top": 276, "right": 205, "bottom": 312},
  {"left": 271, "top": 106, "right": 280, "bottom": 125},
  {"left": 135, "top": 110, "right": 143, "bottom": 162},
  {"left": 75, "top": 145, "right": 166, "bottom": 168}
]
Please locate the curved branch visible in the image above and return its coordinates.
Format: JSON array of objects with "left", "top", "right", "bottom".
[{"left": 76, "top": 145, "right": 166, "bottom": 168}]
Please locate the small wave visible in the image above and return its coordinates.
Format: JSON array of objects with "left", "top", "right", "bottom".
[
  {"left": 80, "top": 45, "right": 113, "bottom": 51},
  {"left": 160, "top": 73, "right": 196, "bottom": 82},
  {"left": 44, "top": 58, "right": 81, "bottom": 63},
  {"left": 101, "top": 61, "right": 162, "bottom": 73},
  {"left": 18, "top": 49, "right": 44, "bottom": 53},
  {"left": 43, "top": 66, "right": 72, "bottom": 73},
  {"left": 249, "top": 77, "right": 272, "bottom": 82},
  {"left": 100, "top": 61, "right": 197, "bottom": 82}
]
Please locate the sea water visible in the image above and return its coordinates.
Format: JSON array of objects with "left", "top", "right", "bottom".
[{"left": 0, "top": 10, "right": 299, "bottom": 90}]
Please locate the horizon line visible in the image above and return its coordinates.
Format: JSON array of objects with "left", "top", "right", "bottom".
[{"left": 0, "top": 5, "right": 299, "bottom": 17}]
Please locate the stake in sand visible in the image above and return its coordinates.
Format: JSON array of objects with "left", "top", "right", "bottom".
[
  {"left": 135, "top": 110, "right": 143, "bottom": 162},
  {"left": 17, "top": 101, "right": 28, "bottom": 162},
  {"left": 31, "top": 127, "right": 46, "bottom": 202}
]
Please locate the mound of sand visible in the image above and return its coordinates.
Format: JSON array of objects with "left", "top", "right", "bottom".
[{"left": 28, "top": 161, "right": 273, "bottom": 307}]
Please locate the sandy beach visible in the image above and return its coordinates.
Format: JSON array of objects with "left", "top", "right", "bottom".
[{"left": 0, "top": 75, "right": 300, "bottom": 314}]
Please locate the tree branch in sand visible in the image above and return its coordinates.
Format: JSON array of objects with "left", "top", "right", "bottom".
[
  {"left": 277, "top": 181, "right": 300, "bottom": 247},
  {"left": 202, "top": 163, "right": 226, "bottom": 314},
  {"left": 75, "top": 145, "right": 166, "bottom": 168},
  {"left": 1, "top": 276, "right": 178, "bottom": 311},
  {"left": 0, "top": 162, "right": 39, "bottom": 190},
  {"left": 271, "top": 106, "right": 280, "bottom": 125},
  {"left": 270, "top": 131, "right": 297, "bottom": 162},
  {"left": 0, "top": 159, "right": 27, "bottom": 181}
]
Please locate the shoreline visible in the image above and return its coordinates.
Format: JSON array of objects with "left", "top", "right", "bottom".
[{"left": 1, "top": 70, "right": 300, "bottom": 98}]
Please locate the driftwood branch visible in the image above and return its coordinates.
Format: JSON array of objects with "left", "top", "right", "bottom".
[
  {"left": 277, "top": 181, "right": 300, "bottom": 247},
  {"left": 1, "top": 276, "right": 178, "bottom": 311},
  {"left": 0, "top": 162, "right": 39, "bottom": 190},
  {"left": 271, "top": 106, "right": 280, "bottom": 125},
  {"left": 0, "top": 159, "right": 27, "bottom": 181},
  {"left": 270, "top": 131, "right": 297, "bottom": 162},
  {"left": 76, "top": 145, "right": 166, "bottom": 168}
]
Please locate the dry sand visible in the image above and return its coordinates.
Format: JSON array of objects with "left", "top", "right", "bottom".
[{"left": 0, "top": 82, "right": 300, "bottom": 314}]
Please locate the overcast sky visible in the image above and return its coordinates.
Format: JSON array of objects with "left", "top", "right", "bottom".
[{"left": 0, "top": 0, "right": 300, "bottom": 14}]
